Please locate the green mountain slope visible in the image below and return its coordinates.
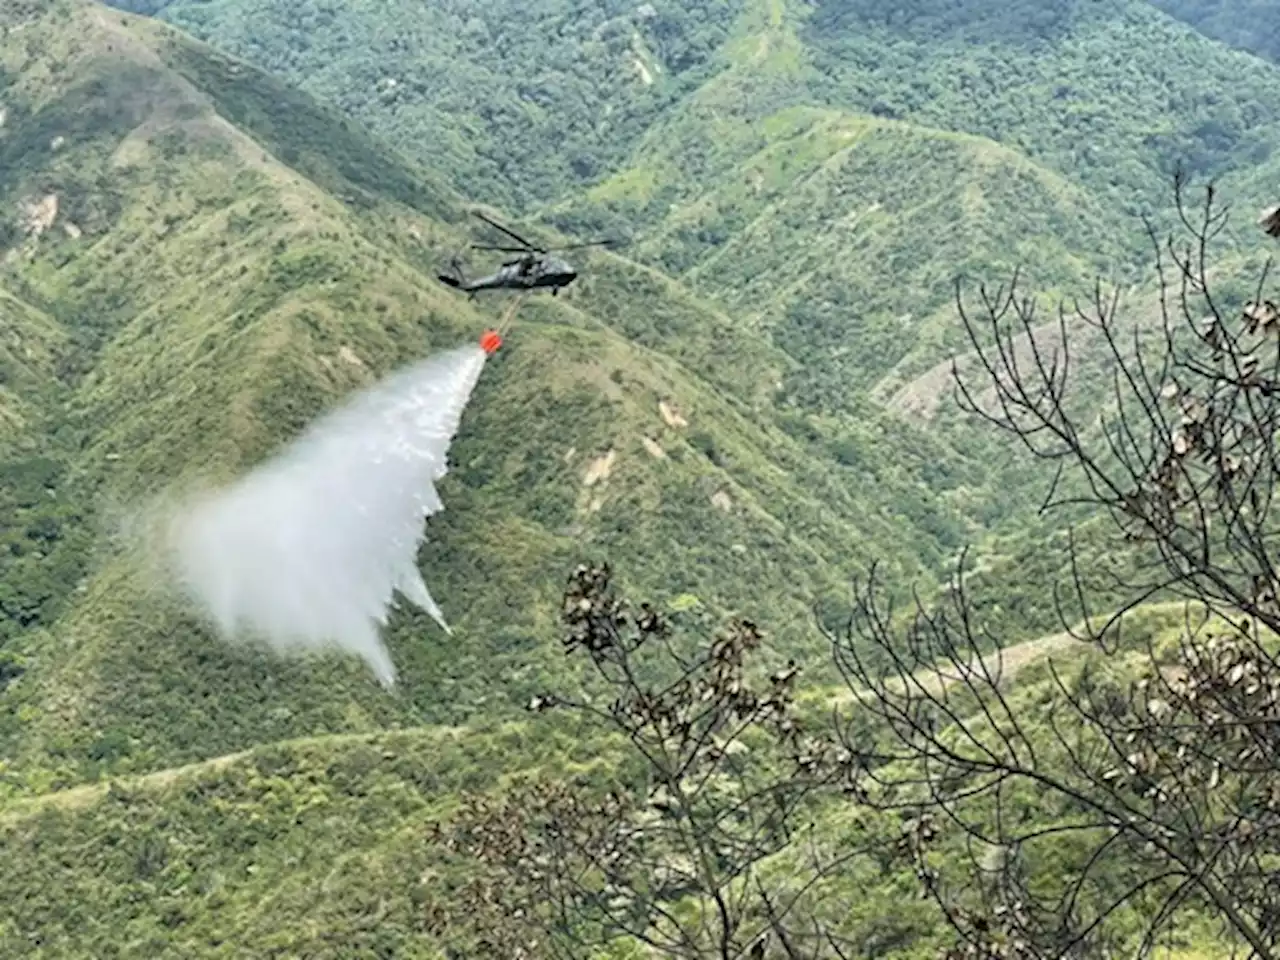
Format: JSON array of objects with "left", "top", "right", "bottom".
[
  {"left": 10, "top": 0, "right": 1271, "bottom": 790},
  {"left": 0, "top": 721, "right": 600, "bottom": 958},
  {"left": 0, "top": 0, "right": 1013, "bottom": 796},
  {"left": 0, "top": 288, "right": 64, "bottom": 443},
  {"left": 1, "top": 621, "right": 1229, "bottom": 960},
  {"left": 134, "top": 0, "right": 1280, "bottom": 220},
  {"left": 1, "top": 1, "right": 1275, "bottom": 956},
  {"left": 798, "top": 0, "right": 1280, "bottom": 201},
  {"left": 128, "top": 0, "right": 744, "bottom": 211},
  {"left": 574, "top": 104, "right": 1125, "bottom": 399},
  {"left": 125, "top": 0, "right": 1280, "bottom": 434},
  {"left": 1148, "top": 0, "right": 1280, "bottom": 64}
]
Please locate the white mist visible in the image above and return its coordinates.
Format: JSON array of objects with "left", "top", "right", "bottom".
[{"left": 166, "top": 343, "right": 490, "bottom": 687}]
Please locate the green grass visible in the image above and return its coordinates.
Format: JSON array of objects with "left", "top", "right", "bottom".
[{"left": 0, "top": 719, "right": 618, "bottom": 958}]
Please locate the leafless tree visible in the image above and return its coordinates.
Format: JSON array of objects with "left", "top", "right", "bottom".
[
  {"left": 831, "top": 173, "right": 1280, "bottom": 959},
  {"left": 431, "top": 564, "right": 874, "bottom": 960}
]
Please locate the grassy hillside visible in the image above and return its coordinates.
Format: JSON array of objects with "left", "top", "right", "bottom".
[
  {"left": 0, "top": 720, "right": 609, "bottom": 958},
  {"left": 10, "top": 0, "right": 1269, "bottom": 800},
  {"left": 0, "top": 0, "right": 1030, "bottom": 799},
  {"left": 2, "top": 711, "right": 918, "bottom": 958},
  {"left": 0, "top": 610, "right": 1235, "bottom": 959},
  {"left": 571, "top": 105, "right": 1125, "bottom": 400},
  {"left": 0, "top": 289, "right": 65, "bottom": 442},
  {"left": 124, "top": 0, "right": 1280, "bottom": 445}
]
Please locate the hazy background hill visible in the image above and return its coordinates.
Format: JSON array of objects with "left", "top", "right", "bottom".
[
  {"left": 5, "top": 0, "right": 1280, "bottom": 954},
  {"left": 1151, "top": 0, "right": 1280, "bottom": 63},
  {"left": 112, "top": 0, "right": 1280, "bottom": 435},
  {"left": 112, "top": 0, "right": 1280, "bottom": 214}
]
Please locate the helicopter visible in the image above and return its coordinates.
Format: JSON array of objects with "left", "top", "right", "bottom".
[{"left": 437, "top": 211, "right": 615, "bottom": 297}]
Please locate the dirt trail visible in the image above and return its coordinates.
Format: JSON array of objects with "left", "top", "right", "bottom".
[
  {"left": 1, "top": 633, "right": 1084, "bottom": 825},
  {"left": 827, "top": 628, "right": 1084, "bottom": 708},
  {"left": 0, "top": 727, "right": 464, "bottom": 826},
  {"left": 900, "top": 629, "right": 1081, "bottom": 696}
]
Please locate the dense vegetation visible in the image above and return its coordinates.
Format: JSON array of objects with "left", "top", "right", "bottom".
[
  {"left": 4, "top": 0, "right": 1280, "bottom": 955},
  {"left": 139, "top": 0, "right": 743, "bottom": 211},
  {"left": 1152, "top": 0, "right": 1280, "bottom": 63},
  {"left": 0, "top": 0, "right": 1029, "bottom": 796},
  {"left": 126, "top": 0, "right": 1280, "bottom": 488},
  {"left": 128, "top": 0, "right": 1280, "bottom": 216}
]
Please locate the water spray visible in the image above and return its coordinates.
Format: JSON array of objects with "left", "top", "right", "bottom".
[{"left": 165, "top": 327, "right": 506, "bottom": 688}]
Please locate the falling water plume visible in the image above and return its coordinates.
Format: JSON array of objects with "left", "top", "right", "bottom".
[{"left": 166, "top": 337, "right": 499, "bottom": 688}]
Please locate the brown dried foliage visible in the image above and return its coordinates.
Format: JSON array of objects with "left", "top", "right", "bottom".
[
  {"left": 833, "top": 174, "right": 1280, "bottom": 959},
  {"left": 432, "top": 565, "right": 874, "bottom": 960}
]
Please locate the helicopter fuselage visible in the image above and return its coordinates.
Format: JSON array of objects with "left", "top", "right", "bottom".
[
  {"left": 447, "top": 254, "right": 577, "bottom": 295},
  {"left": 438, "top": 211, "right": 611, "bottom": 297}
]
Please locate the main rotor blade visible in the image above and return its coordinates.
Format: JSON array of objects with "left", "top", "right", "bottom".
[
  {"left": 549, "top": 239, "right": 618, "bottom": 252},
  {"left": 472, "top": 211, "right": 542, "bottom": 251},
  {"left": 472, "top": 244, "right": 534, "bottom": 252}
]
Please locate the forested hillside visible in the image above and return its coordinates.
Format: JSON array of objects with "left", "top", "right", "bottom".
[
  {"left": 0, "top": 0, "right": 1027, "bottom": 797},
  {"left": 6, "top": 0, "right": 1280, "bottom": 955},
  {"left": 135, "top": 0, "right": 1280, "bottom": 215},
  {"left": 125, "top": 0, "right": 1280, "bottom": 423},
  {"left": 118, "top": 0, "right": 1280, "bottom": 80},
  {"left": 1151, "top": 0, "right": 1280, "bottom": 63}
]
